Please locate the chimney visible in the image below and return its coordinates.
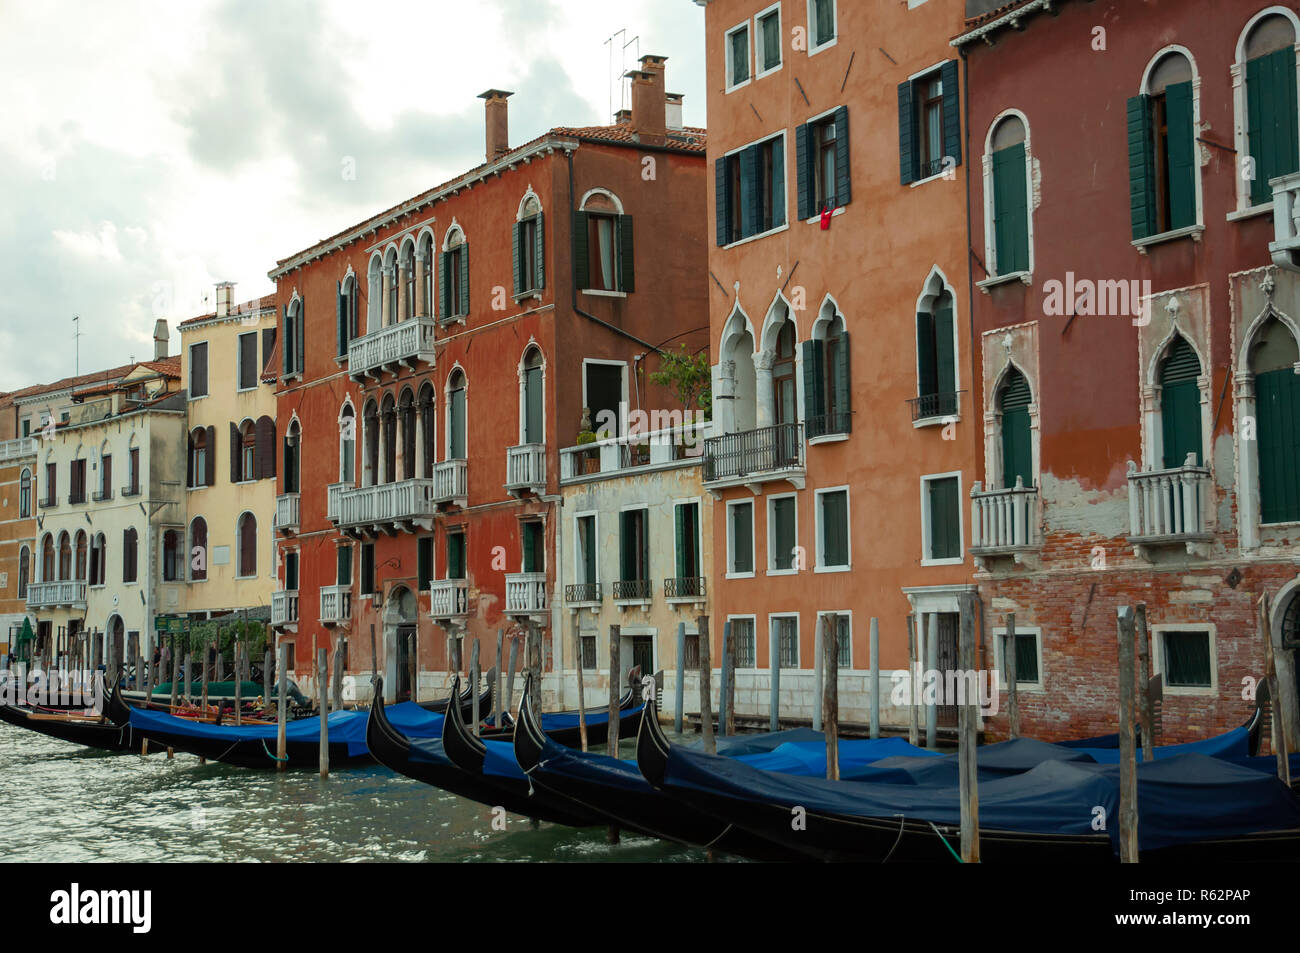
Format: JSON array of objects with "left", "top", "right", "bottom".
[
  {"left": 666, "top": 93, "right": 684, "bottom": 131},
  {"left": 153, "top": 319, "right": 168, "bottom": 361},
  {"left": 215, "top": 281, "right": 235, "bottom": 318},
  {"left": 477, "top": 89, "right": 514, "bottom": 163},
  {"left": 614, "top": 108, "right": 632, "bottom": 125},
  {"left": 626, "top": 54, "right": 667, "bottom": 145}
]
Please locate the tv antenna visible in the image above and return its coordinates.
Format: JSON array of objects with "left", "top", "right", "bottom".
[
  {"left": 603, "top": 29, "right": 640, "bottom": 122},
  {"left": 73, "top": 314, "right": 83, "bottom": 376}
]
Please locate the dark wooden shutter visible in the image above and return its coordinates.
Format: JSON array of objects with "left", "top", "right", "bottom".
[
  {"left": 262, "top": 327, "right": 276, "bottom": 375},
  {"left": 715, "top": 157, "right": 731, "bottom": 245},
  {"left": 240, "top": 515, "right": 256, "bottom": 576},
  {"left": 1257, "top": 367, "right": 1300, "bottom": 523},
  {"left": 833, "top": 330, "right": 851, "bottom": 433},
  {"left": 191, "top": 343, "right": 207, "bottom": 397},
  {"left": 834, "top": 107, "right": 852, "bottom": 207},
  {"left": 1127, "top": 95, "right": 1156, "bottom": 240},
  {"left": 1248, "top": 48, "right": 1300, "bottom": 205},
  {"left": 619, "top": 511, "right": 630, "bottom": 582},
  {"left": 1160, "top": 338, "right": 1202, "bottom": 469},
  {"left": 573, "top": 211, "right": 590, "bottom": 288},
  {"left": 336, "top": 280, "right": 346, "bottom": 357},
  {"left": 417, "top": 536, "right": 432, "bottom": 590},
  {"left": 618, "top": 215, "right": 635, "bottom": 293},
  {"left": 533, "top": 212, "right": 545, "bottom": 290},
  {"left": 524, "top": 365, "right": 543, "bottom": 443},
  {"left": 282, "top": 306, "right": 291, "bottom": 376},
  {"left": 257, "top": 417, "right": 277, "bottom": 480},
  {"left": 929, "top": 477, "right": 960, "bottom": 559},
  {"left": 186, "top": 431, "right": 194, "bottom": 488},
  {"left": 999, "top": 369, "right": 1033, "bottom": 488},
  {"left": 795, "top": 123, "right": 811, "bottom": 221},
  {"left": 738, "top": 147, "right": 758, "bottom": 239},
  {"left": 898, "top": 80, "right": 916, "bottom": 185},
  {"left": 239, "top": 332, "right": 258, "bottom": 389},
  {"left": 935, "top": 302, "right": 955, "bottom": 399},
  {"left": 801, "top": 340, "right": 825, "bottom": 438},
  {"left": 205, "top": 425, "right": 216, "bottom": 486},
  {"left": 916, "top": 312, "right": 936, "bottom": 397},
  {"left": 295, "top": 299, "right": 305, "bottom": 375},
  {"left": 438, "top": 250, "right": 449, "bottom": 317},
  {"left": 230, "top": 423, "right": 240, "bottom": 482},
  {"left": 337, "top": 545, "right": 352, "bottom": 586},
  {"left": 1163, "top": 80, "right": 1196, "bottom": 230},
  {"left": 458, "top": 245, "right": 469, "bottom": 315},
  {"left": 674, "top": 504, "right": 686, "bottom": 579},
  {"left": 512, "top": 221, "right": 523, "bottom": 294},
  {"left": 940, "top": 60, "right": 962, "bottom": 169},
  {"left": 992, "top": 143, "right": 1029, "bottom": 274}
]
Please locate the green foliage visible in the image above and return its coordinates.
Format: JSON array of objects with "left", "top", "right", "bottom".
[
  {"left": 177, "top": 618, "right": 266, "bottom": 660},
  {"left": 575, "top": 430, "right": 597, "bottom": 445},
  {"left": 649, "top": 344, "right": 712, "bottom": 420}
]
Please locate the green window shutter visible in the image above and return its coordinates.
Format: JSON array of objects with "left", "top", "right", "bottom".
[
  {"left": 940, "top": 60, "right": 962, "bottom": 169},
  {"left": 581, "top": 521, "right": 595, "bottom": 586},
  {"left": 524, "top": 365, "right": 542, "bottom": 444},
  {"left": 573, "top": 210, "right": 590, "bottom": 289},
  {"left": 822, "top": 490, "right": 847, "bottom": 566},
  {"left": 294, "top": 301, "right": 304, "bottom": 375},
  {"left": 898, "top": 81, "right": 916, "bottom": 185},
  {"left": 795, "top": 123, "right": 811, "bottom": 221},
  {"left": 335, "top": 281, "right": 345, "bottom": 357},
  {"left": 619, "top": 511, "right": 631, "bottom": 581},
  {"left": 1159, "top": 337, "right": 1203, "bottom": 469},
  {"left": 281, "top": 305, "right": 290, "bottom": 376},
  {"left": 739, "top": 147, "right": 758, "bottom": 238},
  {"left": 617, "top": 214, "right": 634, "bottom": 293},
  {"left": 438, "top": 251, "right": 449, "bottom": 318},
  {"left": 1127, "top": 94, "right": 1156, "bottom": 240},
  {"left": 450, "top": 388, "right": 466, "bottom": 459},
  {"left": 999, "top": 369, "right": 1033, "bottom": 488},
  {"left": 833, "top": 330, "right": 851, "bottom": 433},
  {"left": 1248, "top": 48, "right": 1300, "bottom": 205},
  {"left": 533, "top": 212, "right": 545, "bottom": 290},
  {"left": 417, "top": 537, "right": 432, "bottom": 590},
  {"left": 834, "top": 107, "right": 851, "bottom": 207},
  {"left": 1164, "top": 80, "right": 1196, "bottom": 230},
  {"left": 992, "top": 143, "right": 1029, "bottom": 274},
  {"left": 1014, "top": 633, "right": 1039, "bottom": 683},
  {"left": 674, "top": 504, "right": 685, "bottom": 579},
  {"left": 337, "top": 546, "right": 352, "bottom": 587},
  {"left": 715, "top": 157, "right": 732, "bottom": 245},
  {"left": 929, "top": 477, "right": 960, "bottom": 559},
  {"left": 448, "top": 533, "right": 465, "bottom": 579},
  {"left": 934, "top": 303, "right": 955, "bottom": 398},
  {"left": 916, "top": 311, "right": 937, "bottom": 397},
  {"left": 800, "top": 340, "right": 825, "bottom": 437},
  {"left": 770, "top": 137, "right": 786, "bottom": 228},
  {"left": 458, "top": 244, "right": 469, "bottom": 315},
  {"left": 1257, "top": 366, "right": 1300, "bottom": 523},
  {"left": 512, "top": 221, "right": 522, "bottom": 295}
]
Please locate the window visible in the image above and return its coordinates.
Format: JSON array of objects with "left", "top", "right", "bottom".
[
  {"left": 360, "top": 542, "right": 376, "bottom": 595},
  {"left": 21, "top": 419, "right": 29, "bottom": 438},
  {"left": 575, "top": 515, "right": 597, "bottom": 590},
  {"left": 580, "top": 633, "right": 597, "bottom": 670},
  {"left": 385, "top": 249, "right": 399, "bottom": 326},
  {"left": 17, "top": 546, "right": 28, "bottom": 599},
  {"left": 336, "top": 545, "right": 352, "bottom": 586},
  {"left": 42, "top": 534, "right": 55, "bottom": 581},
  {"left": 1251, "top": 316, "right": 1300, "bottom": 523},
  {"left": 1242, "top": 14, "right": 1299, "bottom": 207},
  {"left": 673, "top": 502, "right": 701, "bottom": 585},
  {"left": 729, "top": 617, "right": 756, "bottom": 668},
  {"left": 584, "top": 361, "right": 626, "bottom": 438},
  {"left": 514, "top": 198, "right": 544, "bottom": 295},
  {"left": 915, "top": 289, "right": 957, "bottom": 420},
  {"left": 237, "top": 332, "right": 258, "bottom": 390},
  {"left": 89, "top": 533, "right": 106, "bottom": 587},
  {"left": 993, "top": 626, "right": 1042, "bottom": 690},
  {"left": 898, "top": 62, "right": 961, "bottom": 185},
  {"left": 282, "top": 299, "right": 304, "bottom": 377},
  {"left": 521, "top": 348, "right": 543, "bottom": 444},
  {"left": 773, "top": 615, "right": 799, "bottom": 668},
  {"left": 755, "top": 5, "right": 782, "bottom": 75},
  {"left": 162, "top": 529, "right": 182, "bottom": 582},
  {"left": 816, "top": 488, "right": 850, "bottom": 570},
  {"left": 285, "top": 550, "right": 299, "bottom": 592},
  {"left": 122, "top": 528, "right": 137, "bottom": 583},
  {"left": 263, "top": 326, "right": 277, "bottom": 374},
  {"left": 772, "top": 320, "right": 798, "bottom": 427},
  {"left": 726, "top": 21, "right": 750, "bottom": 89},
  {"left": 190, "top": 342, "right": 209, "bottom": 398},
  {"left": 236, "top": 513, "right": 257, "bottom": 578},
  {"left": 440, "top": 229, "right": 469, "bottom": 320},
  {"left": 717, "top": 133, "right": 786, "bottom": 245},
  {"left": 821, "top": 612, "right": 851, "bottom": 669},
  {"left": 189, "top": 518, "right": 207, "bottom": 582},
  {"left": 447, "top": 369, "right": 467, "bottom": 460},
  {"left": 127, "top": 448, "right": 140, "bottom": 495},
  {"left": 1128, "top": 52, "right": 1196, "bottom": 239},
  {"left": 617, "top": 509, "right": 648, "bottom": 596},
  {"left": 69, "top": 459, "right": 86, "bottom": 504},
  {"left": 728, "top": 500, "right": 754, "bottom": 576},
  {"left": 796, "top": 109, "right": 850, "bottom": 219},
  {"left": 284, "top": 420, "right": 301, "bottom": 494},
  {"left": 1159, "top": 337, "right": 1201, "bottom": 469},
  {"left": 417, "top": 536, "right": 433, "bottom": 591},
  {"left": 987, "top": 115, "right": 1030, "bottom": 276},
  {"left": 337, "top": 276, "right": 357, "bottom": 356},
  {"left": 75, "top": 531, "right": 87, "bottom": 581},
  {"left": 231, "top": 420, "right": 263, "bottom": 483},
  {"left": 44, "top": 462, "right": 56, "bottom": 506},
  {"left": 522, "top": 520, "right": 545, "bottom": 574},
  {"left": 401, "top": 241, "right": 416, "bottom": 320},
  {"left": 339, "top": 405, "right": 355, "bottom": 483},
  {"left": 804, "top": 312, "right": 851, "bottom": 437},
  {"left": 1159, "top": 629, "right": 1214, "bottom": 690},
  {"left": 768, "top": 494, "right": 797, "bottom": 573},
  {"left": 18, "top": 468, "right": 30, "bottom": 518},
  {"left": 575, "top": 194, "right": 634, "bottom": 294},
  {"left": 418, "top": 234, "right": 434, "bottom": 318},
  {"left": 998, "top": 368, "right": 1034, "bottom": 487},
  {"left": 98, "top": 453, "right": 112, "bottom": 500},
  {"left": 187, "top": 428, "right": 211, "bottom": 489},
  {"left": 447, "top": 530, "right": 466, "bottom": 580},
  {"left": 922, "top": 474, "right": 963, "bottom": 563},
  {"left": 809, "top": 0, "right": 836, "bottom": 51}
]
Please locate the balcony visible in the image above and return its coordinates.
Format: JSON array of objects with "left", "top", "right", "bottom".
[
  {"left": 0, "top": 437, "right": 36, "bottom": 464},
  {"left": 564, "top": 582, "right": 602, "bottom": 609},
  {"left": 275, "top": 492, "right": 300, "bottom": 534},
  {"left": 327, "top": 482, "right": 352, "bottom": 522},
  {"left": 908, "top": 391, "right": 962, "bottom": 424},
  {"left": 429, "top": 578, "right": 470, "bottom": 623},
  {"left": 319, "top": 585, "right": 352, "bottom": 625},
  {"left": 432, "top": 459, "right": 467, "bottom": 508},
  {"left": 703, "top": 422, "right": 804, "bottom": 491},
  {"left": 664, "top": 576, "right": 707, "bottom": 604},
  {"left": 560, "top": 422, "right": 709, "bottom": 484},
  {"left": 1270, "top": 170, "right": 1300, "bottom": 271},
  {"left": 970, "top": 480, "right": 1041, "bottom": 568},
  {"left": 26, "top": 581, "right": 86, "bottom": 610},
  {"left": 332, "top": 479, "right": 437, "bottom": 536},
  {"left": 613, "top": 578, "right": 651, "bottom": 610},
  {"left": 505, "top": 571, "right": 548, "bottom": 617},
  {"left": 271, "top": 589, "right": 299, "bottom": 627},
  {"left": 505, "top": 443, "right": 546, "bottom": 496},
  {"left": 1127, "top": 458, "right": 1212, "bottom": 558},
  {"left": 347, "top": 316, "right": 436, "bottom": 382}
]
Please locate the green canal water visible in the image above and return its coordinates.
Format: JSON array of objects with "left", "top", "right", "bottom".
[{"left": 0, "top": 723, "right": 716, "bottom": 863}]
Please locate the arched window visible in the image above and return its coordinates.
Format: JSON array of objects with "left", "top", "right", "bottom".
[
  {"left": 364, "top": 400, "right": 380, "bottom": 487},
  {"left": 1239, "top": 10, "right": 1299, "bottom": 207},
  {"left": 367, "top": 254, "right": 383, "bottom": 334},
  {"left": 577, "top": 190, "right": 631, "bottom": 293},
  {"left": 42, "top": 534, "right": 54, "bottom": 582},
  {"left": 441, "top": 226, "right": 468, "bottom": 320},
  {"left": 240, "top": 421, "right": 257, "bottom": 481},
  {"left": 162, "top": 529, "right": 181, "bottom": 582},
  {"left": 1130, "top": 50, "right": 1197, "bottom": 239},
  {"left": 807, "top": 306, "right": 851, "bottom": 437},
  {"left": 190, "top": 517, "right": 207, "bottom": 582},
  {"left": 418, "top": 384, "right": 436, "bottom": 477},
  {"left": 399, "top": 389, "right": 416, "bottom": 480},
  {"left": 418, "top": 232, "right": 434, "bottom": 317},
  {"left": 384, "top": 247, "right": 399, "bottom": 327},
  {"left": 339, "top": 274, "right": 358, "bottom": 356},
  {"left": 998, "top": 368, "right": 1033, "bottom": 488},
  {"left": 772, "top": 320, "right": 797, "bottom": 427},
  {"left": 1251, "top": 316, "right": 1300, "bottom": 523},
  {"left": 339, "top": 404, "right": 356, "bottom": 484},
  {"left": 400, "top": 240, "right": 416, "bottom": 321},
  {"left": 57, "top": 531, "right": 71, "bottom": 581},
  {"left": 447, "top": 369, "right": 467, "bottom": 460},
  {"left": 284, "top": 297, "right": 304, "bottom": 377},
  {"left": 985, "top": 114, "right": 1030, "bottom": 277},
  {"left": 90, "top": 532, "right": 107, "bottom": 587},
  {"left": 515, "top": 194, "right": 544, "bottom": 295},
  {"left": 74, "top": 530, "right": 87, "bottom": 582},
  {"left": 18, "top": 545, "right": 29, "bottom": 599},
  {"left": 122, "top": 528, "right": 138, "bottom": 584},
  {"left": 188, "top": 427, "right": 209, "bottom": 488},
  {"left": 521, "top": 347, "right": 544, "bottom": 444},
  {"left": 19, "top": 468, "right": 30, "bottom": 518},
  {"left": 237, "top": 513, "right": 257, "bottom": 577},
  {"left": 1158, "top": 336, "right": 1202, "bottom": 469},
  {"left": 284, "top": 419, "right": 301, "bottom": 494},
  {"left": 381, "top": 393, "right": 397, "bottom": 484},
  {"left": 915, "top": 273, "right": 958, "bottom": 422}
]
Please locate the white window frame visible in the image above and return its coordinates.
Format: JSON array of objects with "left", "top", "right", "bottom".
[
  {"left": 572, "top": 510, "right": 599, "bottom": 597},
  {"left": 814, "top": 484, "right": 851, "bottom": 572},
  {"left": 807, "top": 0, "right": 838, "bottom": 56},
  {"left": 581, "top": 358, "right": 629, "bottom": 438},
  {"left": 726, "top": 498, "right": 756, "bottom": 579},
  {"left": 726, "top": 614, "right": 759, "bottom": 672},
  {"left": 991, "top": 625, "right": 1044, "bottom": 692},
  {"left": 977, "top": 109, "right": 1036, "bottom": 290},
  {"left": 1230, "top": 6, "right": 1300, "bottom": 218},
  {"left": 816, "top": 609, "right": 852, "bottom": 670},
  {"left": 517, "top": 343, "right": 546, "bottom": 446},
  {"left": 1150, "top": 624, "right": 1218, "bottom": 697},
  {"left": 769, "top": 612, "right": 800, "bottom": 670},
  {"left": 766, "top": 491, "right": 799, "bottom": 575},
  {"left": 753, "top": 3, "right": 783, "bottom": 79},
  {"left": 725, "top": 20, "right": 752, "bottom": 92},
  {"left": 236, "top": 330, "right": 259, "bottom": 393},
  {"left": 920, "top": 470, "right": 965, "bottom": 567},
  {"left": 721, "top": 130, "right": 790, "bottom": 249},
  {"left": 913, "top": 265, "right": 963, "bottom": 428}
]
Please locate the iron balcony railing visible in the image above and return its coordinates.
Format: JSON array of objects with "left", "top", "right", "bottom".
[
  {"left": 703, "top": 422, "right": 803, "bottom": 483},
  {"left": 664, "top": 576, "right": 706, "bottom": 599},
  {"left": 505, "top": 444, "right": 545, "bottom": 494},
  {"left": 347, "top": 316, "right": 436, "bottom": 379},
  {"left": 429, "top": 579, "right": 470, "bottom": 619},
  {"left": 565, "top": 582, "right": 602, "bottom": 604},
  {"left": 970, "top": 479, "right": 1040, "bottom": 552},
  {"left": 319, "top": 585, "right": 352, "bottom": 625},
  {"left": 907, "top": 391, "right": 961, "bottom": 422},
  {"left": 505, "top": 572, "right": 547, "bottom": 615},
  {"left": 1127, "top": 458, "right": 1212, "bottom": 542},
  {"left": 805, "top": 411, "right": 852, "bottom": 440},
  {"left": 271, "top": 590, "right": 299, "bottom": 626},
  {"left": 613, "top": 579, "right": 651, "bottom": 600}
]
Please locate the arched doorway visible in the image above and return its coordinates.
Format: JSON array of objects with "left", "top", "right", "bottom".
[
  {"left": 107, "top": 615, "right": 124, "bottom": 678},
  {"left": 383, "top": 587, "right": 417, "bottom": 702}
]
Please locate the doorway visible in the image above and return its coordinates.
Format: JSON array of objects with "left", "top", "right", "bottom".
[
  {"left": 630, "top": 636, "right": 654, "bottom": 684},
  {"left": 396, "top": 625, "right": 415, "bottom": 701},
  {"left": 935, "top": 612, "right": 959, "bottom": 728}
]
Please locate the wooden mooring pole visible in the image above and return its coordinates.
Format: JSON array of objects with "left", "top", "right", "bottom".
[
  {"left": 318, "top": 647, "right": 329, "bottom": 778},
  {"left": 1005, "top": 612, "right": 1019, "bottom": 739},
  {"left": 606, "top": 623, "right": 621, "bottom": 845},
  {"left": 527, "top": 622, "right": 542, "bottom": 721},
  {"left": 822, "top": 612, "right": 839, "bottom": 781},
  {"left": 276, "top": 641, "right": 290, "bottom": 773},
  {"left": 717, "top": 620, "right": 730, "bottom": 738},
  {"left": 674, "top": 622, "right": 686, "bottom": 735},
  {"left": 812, "top": 614, "right": 823, "bottom": 732},
  {"left": 574, "top": 622, "right": 588, "bottom": 752},
  {"left": 1116, "top": 605, "right": 1139, "bottom": 863},
  {"left": 263, "top": 648, "right": 272, "bottom": 709},
  {"left": 234, "top": 640, "right": 243, "bottom": 727},
  {"left": 469, "top": 637, "right": 481, "bottom": 737},
  {"left": 331, "top": 637, "right": 344, "bottom": 711},
  {"left": 506, "top": 635, "right": 519, "bottom": 721},
  {"left": 769, "top": 617, "right": 780, "bottom": 733},
  {"left": 724, "top": 620, "right": 736, "bottom": 736},
  {"left": 1135, "top": 602, "right": 1152, "bottom": 761},
  {"left": 697, "top": 615, "right": 713, "bottom": 754},
  {"left": 494, "top": 628, "right": 504, "bottom": 728},
  {"left": 958, "top": 593, "right": 980, "bottom": 862},
  {"left": 1260, "top": 592, "right": 1291, "bottom": 785},
  {"left": 869, "top": 617, "right": 880, "bottom": 740},
  {"left": 926, "top": 613, "right": 939, "bottom": 749},
  {"left": 907, "top": 613, "right": 919, "bottom": 747}
]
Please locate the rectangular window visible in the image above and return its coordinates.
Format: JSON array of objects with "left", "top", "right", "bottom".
[
  {"left": 446, "top": 246, "right": 464, "bottom": 317},
  {"left": 576, "top": 515, "right": 597, "bottom": 587},
  {"left": 69, "top": 460, "right": 86, "bottom": 504},
  {"left": 817, "top": 488, "right": 850, "bottom": 569},
  {"left": 1161, "top": 629, "right": 1213, "bottom": 689},
  {"left": 128, "top": 448, "right": 140, "bottom": 495},
  {"left": 768, "top": 494, "right": 797, "bottom": 572},
  {"left": 336, "top": 545, "right": 352, "bottom": 587},
  {"left": 417, "top": 536, "right": 433, "bottom": 591},
  {"left": 517, "top": 215, "right": 539, "bottom": 294},
  {"left": 728, "top": 501, "right": 754, "bottom": 575},
  {"left": 262, "top": 327, "right": 276, "bottom": 375},
  {"left": 99, "top": 454, "right": 112, "bottom": 499},
  {"left": 810, "top": 0, "right": 836, "bottom": 50},
  {"left": 618, "top": 509, "right": 649, "bottom": 595},
  {"left": 190, "top": 342, "right": 208, "bottom": 398},
  {"left": 237, "top": 332, "right": 258, "bottom": 390},
  {"left": 726, "top": 22, "right": 750, "bottom": 88},
  {"left": 917, "top": 75, "right": 944, "bottom": 180},
  {"left": 580, "top": 634, "right": 597, "bottom": 670},
  {"left": 1127, "top": 82, "right": 1196, "bottom": 240},
  {"left": 123, "top": 530, "right": 137, "bottom": 584},
  {"left": 587, "top": 214, "right": 617, "bottom": 291},
  {"left": 21, "top": 419, "right": 29, "bottom": 437},
  {"left": 683, "top": 632, "right": 701, "bottom": 669},
  {"left": 756, "top": 6, "right": 781, "bottom": 75},
  {"left": 522, "top": 521, "right": 544, "bottom": 573},
  {"left": 773, "top": 615, "right": 799, "bottom": 668},
  {"left": 897, "top": 62, "right": 962, "bottom": 185},
  {"left": 285, "top": 551, "right": 299, "bottom": 591},
  {"left": 718, "top": 133, "right": 786, "bottom": 245},
  {"left": 447, "top": 530, "right": 466, "bottom": 580},
  {"left": 797, "top": 109, "right": 851, "bottom": 217},
  {"left": 673, "top": 502, "right": 700, "bottom": 581},
  {"left": 729, "top": 617, "right": 756, "bottom": 668},
  {"left": 44, "top": 463, "right": 56, "bottom": 506},
  {"left": 923, "top": 474, "right": 962, "bottom": 563},
  {"left": 360, "top": 543, "right": 375, "bottom": 595}
]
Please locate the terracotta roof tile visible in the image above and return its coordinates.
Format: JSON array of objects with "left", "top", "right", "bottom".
[
  {"left": 177, "top": 297, "right": 276, "bottom": 328},
  {"left": 6, "top": 363, "right": 137, "bottom": 403}
]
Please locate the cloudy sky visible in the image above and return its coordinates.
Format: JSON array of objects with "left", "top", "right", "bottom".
[{"left": 0, "top": 0, "right": 706, "bottom": 392}]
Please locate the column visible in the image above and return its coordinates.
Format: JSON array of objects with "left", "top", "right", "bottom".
[{"left": 753, "top": 348, "right": 775, "bottom": 431}]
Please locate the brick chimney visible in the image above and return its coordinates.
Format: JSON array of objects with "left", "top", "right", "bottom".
[
  {"left": 626, "top": 54, "right": 667, "bottom": 145},
  {"left": 153, "top": 319, "right": 169, "bottom": 360},
  {"left": 666, "top": 93, "right": 684, "bottom": 131},
  {"left": 477, "top": 89, "right": 514, "bottom": 163},
  {"left": 215, "top": 281, "right": 235, "bottom": 318}
]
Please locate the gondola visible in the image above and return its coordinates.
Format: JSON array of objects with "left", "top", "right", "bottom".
[
  {"left": 0, "top": 679, "right": 151, "bottom": 753},
  {"left": 418, "top": 681, "right": 492, "bottom": 717},
  {"left": 637, "top": 693, "right": 1300, "bottom": 862}
]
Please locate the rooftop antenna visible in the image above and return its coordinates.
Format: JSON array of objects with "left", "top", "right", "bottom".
[
  {"left": 73, "top": 314, "right": 82, "bottom": 376},
  {"left": 603, "top": 30, "right": 625, "bottom": 123},
  {"left": 622, "top": 34, "right": 640, "bottom": 112}
]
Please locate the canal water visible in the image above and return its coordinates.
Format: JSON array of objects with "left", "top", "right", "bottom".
[{"left": 0, "top": 723, "right": 717, "bottom": 863}]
